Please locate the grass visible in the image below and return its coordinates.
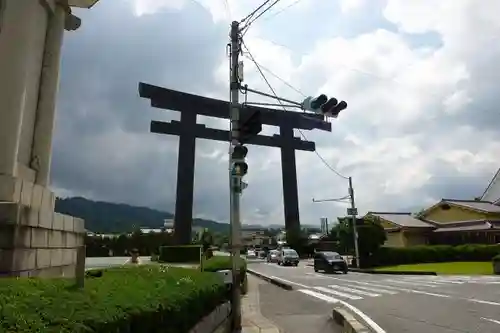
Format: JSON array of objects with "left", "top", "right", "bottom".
[{"left": 375, "top": 261, "right": 494, "bottom": 275}]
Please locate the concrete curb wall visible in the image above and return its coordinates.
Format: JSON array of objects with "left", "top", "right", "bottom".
[
  {"left": 247, "top": 269, "right": 293, "bottom": 290},
  {"left": 332, "top": 307, "right": 370, "bottom": 333},
  {"left": 189, "top": 302, "right": 231, "bottom": 333}
]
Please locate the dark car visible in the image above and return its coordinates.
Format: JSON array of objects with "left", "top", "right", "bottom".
[
  {"left": 277, "top": 249, "right": 300, "bottom": 266},
  {"left": 314, "top": 251, "right": 348, "bottom": 273}
]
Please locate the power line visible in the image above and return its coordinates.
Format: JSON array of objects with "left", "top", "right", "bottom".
[
  {"left": 240, "top": 0, "right": 273, "bottom": 23},
  {"left": 241, "top": 39, "right": 349, "bottom": 180},
  {"left": 243, "top": 54, "right": 306, "bottom": 97},
  {"left": 260, "top": 0, "right": 305, "bottom": 23},
  {"left": 240, "top": 0, "right": 282, "bottom": 36}
]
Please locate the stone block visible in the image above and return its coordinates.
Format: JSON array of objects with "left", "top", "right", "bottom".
[
  {"left": 0, "top": 202, "right": 19, "bottom": 225},
  {"left": 50, "top": 248, "right": 63, "bottom": 267},
  {"left": 16, "top": 226, "right": 31, "bottom": 248},
  {"left": 36, "top": 248, "right": 51, "bottom": 268},
  {"left": 61, "top": 264, "right": 76, "bottom": 278},
  {"left": 31, "top": 228, "right": 48, "bottom": 248},
  {"left": 52, "top": 213, "right": 64, "bottom": 231},
  {"left": 31, "top": 184, "right": 44, "bottom": 211},
  {"left": 37, "top": 266, "right": 63, "bottom": 278},
  {"left": 62, "top": 248, "right": 76, "bottom": 265},
  {"left": 39, "top": 209, "right": 53, "bottom": 229},
  {"left": 48, "top": 230, "right": 63, "bottom": 248},
  {"left": 63, "top": 215, "right": 74, "bottom": 232},
  {"left": 20, "top": 180, "right": 33, "bottom": 207},
  {"left": 13, "top": 249, "right": 36, "bottom": 271},
  {"left": 76, "top": 234, "right": 84, "bottom": 247},
  {"left": 73, "top": 217, "right": 85, "bottom": 233},
  {"left": 0, "top": 249, "right": 13, "bottom": 271},
  {"left": 27, "top": 208, "right": 39, "bottom": 227},
  {"left": 0, "top": 224, "right": 15, "bottom": 248},
  {"left": 41, "top": 187, "right": 55, "bottom": 213},
  {"left": 0, "top": 174, "right": 22, "bottom": 203},
  {"left": 65, "top": 232, "right": 76, "bottom": 248}
]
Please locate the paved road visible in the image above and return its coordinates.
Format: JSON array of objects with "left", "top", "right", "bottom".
[
  {"left": 249, "top": 261, "right": 500, "bottom": 333},
  {"left": 257, "top": 276, "right": 341, "bottom": 333}
]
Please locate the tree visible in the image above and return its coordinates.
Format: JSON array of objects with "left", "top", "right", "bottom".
[{"left": 333, "top": 218, "right": 386, "bottom": 266}]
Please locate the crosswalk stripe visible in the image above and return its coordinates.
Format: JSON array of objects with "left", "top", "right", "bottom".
[
  {"left": 400, "top": 277, "right": 451, "bottom": 285},
  {"left": 383, "top": 279, "right": 438, "bottom": 288},
  {"left": 298, "top": 289, "right": 340, "bottom": 303},
  {"left": 327, "top": 284, "right": 380, "bottom": 297},
  {"left": 314, "top": 286, "right": 363, "bottom": 300},
  {"left": 342, "top": 284, "right": 398, "bottom": 295}
]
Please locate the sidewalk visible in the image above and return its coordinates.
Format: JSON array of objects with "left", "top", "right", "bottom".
[{"left": 242, "top": 275, "right": 283, "bottom": 333}]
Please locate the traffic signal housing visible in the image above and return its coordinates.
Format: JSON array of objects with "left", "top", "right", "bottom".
[
  {"left": 303, "top": 95, "right": 348, "bottom": 118},
  {"left": 239, "top": 110, "right": 262, "bottom": 144},
  {"left": 231, "top": 144, "right": 248, "bottom": 176}
]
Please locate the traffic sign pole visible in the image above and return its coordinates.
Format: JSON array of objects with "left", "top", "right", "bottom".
[{"left": 348, "top": 176, "right": 360, "bottom": 268}]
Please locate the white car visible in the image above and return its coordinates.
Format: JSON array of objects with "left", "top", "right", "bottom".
[{"left": 246, "top": 249, "right": 257, "bottom": 258}]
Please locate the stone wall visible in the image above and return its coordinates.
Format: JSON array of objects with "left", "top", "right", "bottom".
[{"left": 0, "top": 174, "right": 85, "bottom": 277}]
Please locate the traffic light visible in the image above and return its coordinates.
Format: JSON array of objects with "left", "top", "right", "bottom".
[
  {"left": 302, "top": 95, "right": 348, "bottom": 118},
  {"left": 239, "top": 110, "right": 262, "bottom": 144},
  {"left": 231, "top": 144, "right": 248, "bottom": 176}
]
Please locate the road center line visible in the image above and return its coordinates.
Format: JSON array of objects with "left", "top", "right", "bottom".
[
  {"left": 481, "top": 317, "right": 500, "bottom": 325},
  {"left": 468, "top": 299, "right": 500, "bottom": 306}
]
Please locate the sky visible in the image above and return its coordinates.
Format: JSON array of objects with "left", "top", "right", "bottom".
[{"left": 52, "top": 0, "right": 500, "bottom": 226}]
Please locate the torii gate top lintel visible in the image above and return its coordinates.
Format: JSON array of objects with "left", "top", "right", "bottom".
[{"left": 139, "top": 82, "right": 332, "bottom": 132}]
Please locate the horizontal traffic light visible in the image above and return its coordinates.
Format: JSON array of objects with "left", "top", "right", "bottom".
[{"left": 303, "top": 95, "right": 348, "bottom": 118}]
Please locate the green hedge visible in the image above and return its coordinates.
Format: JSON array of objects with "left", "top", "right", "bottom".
[
  {"left": 203, "top": 255, "right": 248, "bottom": 294},
  {"left": 368, "top": 244, "right": 500, "bottom": 267},
  {"left": 159, "top": 245, "right": 202, "bottom": 263},
  {"left": 0, "top": 265, "right": 227, "bottom": 333},
  {"left": 493, "top": 254, "right": 500, "bottom": 262}
]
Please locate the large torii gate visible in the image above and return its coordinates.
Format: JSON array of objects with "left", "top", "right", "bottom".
[{"left": 139, "top": 82, "right": 331, "bottom": 244}]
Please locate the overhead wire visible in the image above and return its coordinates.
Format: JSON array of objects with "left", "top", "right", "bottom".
[
  {"left": 241, "top": 39, "right": 349, "bottom": 180},
  {"left": 259, "top": 0, "right": 306, "bottom": 23},
  {"left": 240, "top": 0, "right": 282, "bottom": 36}
]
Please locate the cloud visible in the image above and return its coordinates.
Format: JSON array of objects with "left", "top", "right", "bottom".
[{"left": 51, "top": 0, "right": 500, "bottom": 228}]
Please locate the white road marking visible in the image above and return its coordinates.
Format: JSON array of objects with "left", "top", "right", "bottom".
[
  {"left": 481, "top": 317, "right": 500, "bottom": 325},
  {"left": 383, "top": 279, "right": 438, "bottom": 288},
  {"left": 269, "top": 276, "right": 310, "bottom": 289},
  {"left": 468, "top": 299, "right": 500, "bottom": 306},
  {"left": 298, "top": 289, "right": 340, "bottom": 303},
  {"left": 314, "top": 286, "right": 363, "bottom": 300},
  {"left": 401, "top": 277, "right": 452, "bottom": 285},
  {"left": 345, "top": 280, "right": 451, "bottom": 298},
  {"left": 342, "top": 284, "right": 398, "bottom": 295},
  {"left": 299, "top": 289, "right": 387, "bottom": 333},
  {"left": 327, "top": 284, "right": 381, "bottom": 297}
]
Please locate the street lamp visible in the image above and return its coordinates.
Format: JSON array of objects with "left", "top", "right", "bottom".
[{"left": 68, "top": 0, "right": 101, "bottom": 8}]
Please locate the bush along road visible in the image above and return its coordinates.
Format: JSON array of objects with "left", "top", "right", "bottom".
[{"left": 0, "top": 265, "right": 230, "bottom": 333}]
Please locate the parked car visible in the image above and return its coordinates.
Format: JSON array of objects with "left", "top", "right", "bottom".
[
  {"left": 258, "top": 250, "right": 267, "bottom": 259},
  {"left": 277, "top": 248, "right": 300, "bottom": 266},
  {"left": 313, "top": 251, "right": 348, "bottom": 274},
  {"left": 267, "top": 250, "right": 279, "bottom": 263}
]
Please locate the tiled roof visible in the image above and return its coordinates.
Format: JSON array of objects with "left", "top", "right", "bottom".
[
  {"left": 433, "top": 220, "right": 500, "bottom": 233},
  {"left": 368, "top": 212, "right": 435, "bottom": 228},
  {"left": 442, "top": 199, "right": 500, "bottom": 213}
]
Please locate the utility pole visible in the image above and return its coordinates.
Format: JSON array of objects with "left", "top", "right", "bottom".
[
  {"left": 229, "top": 20, "right": 242, "bottom": 333},
  {"left": 348, "top": 177, "right": 360, "bottom": 268}
]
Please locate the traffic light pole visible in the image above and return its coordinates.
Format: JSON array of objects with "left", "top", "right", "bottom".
[
  {"left": 229, "top": 20, "right": 242, "bottom": 332},
  {"left": 348, "top": 177, "right": 360, "bottom": 268}
]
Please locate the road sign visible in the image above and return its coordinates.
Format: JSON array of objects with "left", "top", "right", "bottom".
[{"left": 347, "top": 208, "right": 358, "bottom": 216}]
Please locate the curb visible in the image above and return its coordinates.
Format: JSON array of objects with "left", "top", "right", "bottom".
[
  {"left": 332, "top": 307, "right": 370, "bottom": 333},
  {"left": 247, "top": 269, "right": 294, "bottom": 290},
  {"left": 348, "top": 268, "right": 437, "bottom": 275}
]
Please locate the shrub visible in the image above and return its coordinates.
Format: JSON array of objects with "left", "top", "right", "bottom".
[
  {"left": 159, "top": 245, "right": 202, "bottom": 263},
  {"left": 203, "top": 255, "right": 247, "bottom": 294},
  {"left": 0, "top": 265, "right": 227, "bottom": 333},
  {"left": 493, "top": 254, "right": 500, "bottom": 262},
  {"left": 369, "top": 244, "right": 500, "bottom": 267}
]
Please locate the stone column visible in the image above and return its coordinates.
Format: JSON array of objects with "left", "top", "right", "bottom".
[
  {"left": 0, "top": 0, "right": 47, "bottom": 177},
  {"left": 32, "top": 2, "right": 67, "bottom": 187}
]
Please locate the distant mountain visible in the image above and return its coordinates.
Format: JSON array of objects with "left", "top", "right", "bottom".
[{"left": 55, "top": 197, "right": 230, "bottom": 233}]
